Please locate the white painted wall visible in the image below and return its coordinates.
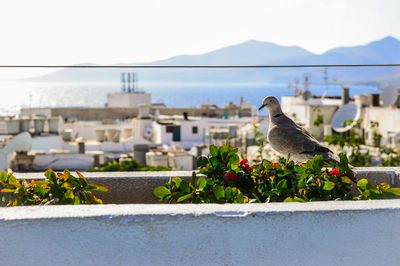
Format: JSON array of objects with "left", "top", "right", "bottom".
[
  {"left": 61, "top": 121, "right": 136, "bottom": 140},
  {"left": 33, "top": 153, "right": 94, "bottom": 170},
  {"left": 362, "top": 106, "right": 400, "bottom": 146},
  {"left": 0, "top": 200, "right": 399, "bottom": 266},
  {"left": 106, "top": 92, "right": 151, "bottom": 108},
  {"left": 152, "top": 118, "right": 253, "bottom": 149},
  {"left": 281, "top": 96, "right": 339, "bottom": 139},
  {"left": 20, "top": 107, "right": 52, "bottom": 118},
  {"left": 152, "top": 120, "right": 205, "bottom": 149}
]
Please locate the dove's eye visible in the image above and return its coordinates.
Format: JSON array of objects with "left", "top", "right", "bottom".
[{"left": 269, "top": 100, "right": 272, "bottom": 102}]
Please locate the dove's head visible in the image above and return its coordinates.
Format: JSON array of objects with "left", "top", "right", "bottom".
[{"left": 258, "top": 96, "right": 281, "bottom": 111}]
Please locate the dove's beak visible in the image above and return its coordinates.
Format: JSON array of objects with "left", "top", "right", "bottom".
[{"left": 258, "top": 104, "right": 266, "bottom": 111}]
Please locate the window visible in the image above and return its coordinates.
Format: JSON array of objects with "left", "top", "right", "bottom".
[
  {"left": 192, "top": 126, "right": 198, "bottom": 134},
  {"left": 166, "top": 126, "right": 174, "bottom": 133}
]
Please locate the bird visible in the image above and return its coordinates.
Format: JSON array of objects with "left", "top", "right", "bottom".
[{"left": 258, "top": 96, "right": 339, "bottom": 164}]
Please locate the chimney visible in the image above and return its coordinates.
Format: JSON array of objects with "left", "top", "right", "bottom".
[
  {"left": 371, "top": 94, "right": 380, "bottom": 107},
  {"left": 121, "top": 72, "right": 126, "bottom": 92},
  {"left": 183, "top": 112, "right": 189, "bottom": 120},
  {"left": 341, "top": 86, "right": 350, "bottom": 105},
  {"left": 127, "top": 73, "right": 131, "bottom": 93}
]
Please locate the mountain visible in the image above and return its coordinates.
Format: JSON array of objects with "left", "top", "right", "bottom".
[
  {"left": 28, "top": 36, "right": 400, "bottom": 85},
  {"left": 326, "top": 36, "right": 400, "bottom": 63},
  {"left": 151, "top": 40, "right": 313, "bottom": 65}
]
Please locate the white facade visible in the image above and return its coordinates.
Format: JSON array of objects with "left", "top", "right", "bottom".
[
  {"left": 106, "top": 92, "right": 151, "bottom": 108},
  {"left": 361, "top": 106, "right": 400, "bottom": 147},
  {"left": 60, "top": 121, "right": 136, "bottom": 140},
  {"left": 281, "top": 96, "right": 340, "bottom": 139},
  {"left": 152, "top": 120, "right": 206, "bottom": 149},
  {"left": 152, "top": 117, "right": 253, "bottom": 149}
]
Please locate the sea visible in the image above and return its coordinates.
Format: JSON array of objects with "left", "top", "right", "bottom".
[{"left": 0, "top": 80, "right": 381, "bottom": 116}]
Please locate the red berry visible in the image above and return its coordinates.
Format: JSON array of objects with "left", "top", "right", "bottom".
[
  {"left": 239, "top": 159, "right": 248, "bottom": 166},
  {"left": 330, "top": 169, "right": 341, "bottom": 176},
  {"left": 225, "top": 172, "right": 238, "bottom": 181}
]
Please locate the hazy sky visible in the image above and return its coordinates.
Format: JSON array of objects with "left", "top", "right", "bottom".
[{"left": 0, "top": 0, "right": 399, "bottom": 78}]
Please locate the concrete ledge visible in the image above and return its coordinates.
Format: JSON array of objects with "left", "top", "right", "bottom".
[
  {"left": 11, "top": 168, "right": 400, "bottom": 204},
  {"left": 0, "top": 200, "right": 400, "bottom": 265}
]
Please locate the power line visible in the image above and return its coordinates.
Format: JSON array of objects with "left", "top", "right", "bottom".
[{"left": 0, "top": 64, "right": 399, "bottom": 68}]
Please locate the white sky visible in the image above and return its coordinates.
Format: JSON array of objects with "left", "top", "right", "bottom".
[{"left": 0, "top": 0, "right": 399, "bottom": 78}]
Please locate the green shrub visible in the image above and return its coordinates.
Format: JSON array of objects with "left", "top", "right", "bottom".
[
  {"left": 357, "top": 178, "right": 400, "bottom": 199},
  {"left": 154, "top": 143, "right": 400, "bottom": 203},
  {"left": 87, "top": 158, "right": 172, "bottom": 172},
  {"left": 0, "top": 169, "right": 108, "bottom": 206}
]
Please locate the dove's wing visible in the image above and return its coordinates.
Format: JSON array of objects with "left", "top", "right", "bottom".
[{"left": 268, "top": 123, "right": 333, "bottom": 160}]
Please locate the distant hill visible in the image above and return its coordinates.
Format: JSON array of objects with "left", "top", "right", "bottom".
[
  {"left": 27, "top": 36, "right": 400, "bottom": 85},
  {"left": 151, "top": 40, "right": 313, "bottom": 65},
  {"left": 327, "top": 36, "right": 400, "bottom": 63}
]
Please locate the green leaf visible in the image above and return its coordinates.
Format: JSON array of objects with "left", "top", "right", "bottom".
[
  {"left": 277, "top": 179, "right": 287, "bottom": 192},
  {"left": 44, "top": 169, "right": 57, "bottom": 184},
  {"left": 85, "top": 183, "right": 109, "bottom": 192},
  {"left": 64, "top": 190, "right": 74, "bottom": 199},
  {"left": 210, "top": 157, "right": 219, "bottom": 168},
  {"left": 234, "top": 193, "right": 245, "bottom": 203},
  {"left": 172, "top": 176, "right": 182, "bottom": 188},
  {"left": 323, "top": 181, "right": 335, "bottom": 191},
  {"left": 0, "top": 171, "right": 7, "bottom": 182},
  {"left": 388, "top": 188, "right": 400, "bottom": 196},
  {"left": 213, "top": 185, "right": 225, "bottom": 200},
  {"left": 339, "top": 152, "right": 349, "bottom": 166},
  {"left": 341, "top": 176, "right": 352, "bottom": 184},
  {"left": 357, "top": 179, "right": 369, "bottom": 191},
  {"left": 210, "top": 145, "right": 219, "bottom": 157},
  {"left": 225, "top": 187, "right": 232, "bottom": 200},
  {"left": 219, "top": 145, "right": 228, "bottom": 160},
  {"left": 180, "top": 180, "right": 191, "bottom": 194},
  {"left": 74, "top": 196, "right": 80, "bottom": 205},
  {"left": 191, "top": 172, "right": 197, "bottom": 187},
  {"left": 284, "top": 196, "right": 306, "bottom": 202},
  {"left": 312, "top": 155, "right": 324, "bottom": 172},
  {"left": 380, "top": 183, "right": 390, "bottom": 190},
  {"left": 229, "top": 154, "right": 240, "bottom": 165},
  {"left": 177, "top": 193, "right": 193, "bottom": 203},
  {"left": 231, "top": 163, "right": 239, "bottom": 171},
  {"left": 154, "top": 186, "right": 171, "bottom": 199},
  {"left": 1, "top": 188, "right": 15, "bottom": 193},
  {"left": 197, "top": 156, "right": 208, "bottom": 168},
  {"left": 197, "top": 177, "right": 207, "bottom": 190}
]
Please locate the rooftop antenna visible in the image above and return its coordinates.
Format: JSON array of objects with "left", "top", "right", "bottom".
[
  {"left": 127, "top": 72, "right": 131, "bottom": 93},
  {"left": 121, "top": 72, "right": 126, "bottom": 92},
  {"left": 302, "top": 74, "right": 311, "bottom": 101},
  {"left": 304, "top": 74, "right": 309, "bottom": 91},
  {"left": 323, "top": 68, "right": 328, "bottom": 90},
  {"left": 131, "top": 72, "right": 136, "bottom": 92},
  {"left": 135, "top": 72, "right": 139, "bottom": 92}
]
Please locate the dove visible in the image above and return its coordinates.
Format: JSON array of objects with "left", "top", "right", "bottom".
[{"left": 258, "top": 96, "right": 339, "bottom": 164}]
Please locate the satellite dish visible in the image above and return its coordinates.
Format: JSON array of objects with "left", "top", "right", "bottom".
[
  {"left": 381, "top": 85, "right": 399, "bottom": 106},
  {"left": 394, "top": 132, "right": 400, "bottom": 147},
  {"left": 0, "top": 132, "right": 32, "bottom": 171},
  {"left": 331, "top": 104, "right": 360, "bottom": 133}
]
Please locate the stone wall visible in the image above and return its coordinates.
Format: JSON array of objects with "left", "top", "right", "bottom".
[{"left": 12, "top": 167, "right": 400, "bottom": 204}]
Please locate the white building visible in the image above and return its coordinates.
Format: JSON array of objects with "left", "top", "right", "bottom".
[
  {"left": 281, "top": 95, "right": 341, "bottom": 139},
  {"left": 106, "top": 92, "right": 151, "bottom": 108},
  {"left": 151, "top": 115, "right": 253, "bottom": 149}
]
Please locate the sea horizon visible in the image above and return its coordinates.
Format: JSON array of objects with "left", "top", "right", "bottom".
[{"left": 0, "top": 80, "right": 380, "bottom": 116}]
